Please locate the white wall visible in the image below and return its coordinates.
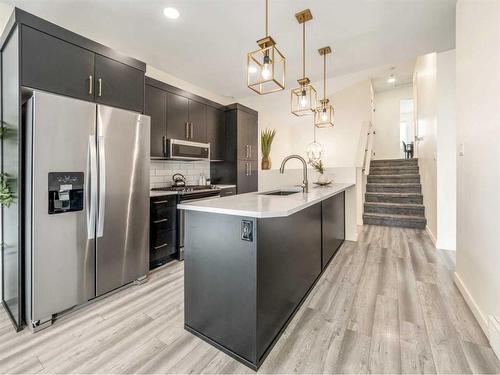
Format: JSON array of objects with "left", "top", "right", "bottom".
[
  {"left": 436, "top": 50, "right": 456, "bottom": 251},
  {"left": 413, "top": 53, "right": 438, "bottom": 241},
  {"left": 454, "top": 0, "right": 500, "bottom": 353},
  {"left": 240, "top": 79, "right": 373, "bottom": 171},
  {"left": 373, "top": 85, "right": 413, "bottom": 159}
]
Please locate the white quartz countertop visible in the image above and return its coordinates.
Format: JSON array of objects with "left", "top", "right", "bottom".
[
  {"left": 215, "top": 184, "right": 236, "bottom": 189},
  {"left": 177, "top": 183, "right": 354, "bottom": 218}
]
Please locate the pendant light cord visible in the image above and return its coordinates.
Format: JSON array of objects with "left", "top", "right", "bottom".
[
  {"left": 302, "top": 23, "right": 306, "bottom": 79},
  {"left": 323, "top": 53, "right": 326, "bottom": 101},
  {"left": 265, "top": 0, "right": 269, "bottom": 37}
]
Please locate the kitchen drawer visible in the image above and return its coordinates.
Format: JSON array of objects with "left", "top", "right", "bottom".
[
  {"left": 151, "top": 207, "right": 177, "bottom": 230},
  {"left": 220, "top": 187, "right": 236, "bottom": 197},
  {"left": 151, "top": 229, "right": 176, "bottom": 256},
  {"left": 151, "top": 196, "right": 177, "bottom": 219}
]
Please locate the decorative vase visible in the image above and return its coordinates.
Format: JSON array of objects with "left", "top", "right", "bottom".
[
  {"left": 261, "top": 156, "right": 271, "bottom": 170},
  {"left": 317, "top": 173, "right": 329, "bottom": 184}
]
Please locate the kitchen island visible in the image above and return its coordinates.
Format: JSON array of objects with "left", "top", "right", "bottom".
[{"left": 177, "top": 183, "right": 354, "bottom": 370}]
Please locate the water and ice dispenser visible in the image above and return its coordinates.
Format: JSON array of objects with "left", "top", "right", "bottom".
[{"left": 48, "top": 172, "right": 84, "bottom": 214}]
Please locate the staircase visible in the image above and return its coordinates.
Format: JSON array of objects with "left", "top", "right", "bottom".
[{"left": 363, "top": 158, "right": 427, "bottom": 229}]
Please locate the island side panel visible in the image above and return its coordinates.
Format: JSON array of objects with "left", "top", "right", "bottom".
[
  {"left": 256, "top": 203, "right": 322, "bottom": 362},
  {"left": 321, "top": 191, "right": 346, "bottom": 269},
  {"left": 184, "top": 210, "right": 258, "bottom": 365}
]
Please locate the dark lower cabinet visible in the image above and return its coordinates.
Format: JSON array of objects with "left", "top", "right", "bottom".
[
  {"left": 150, "top": 195, "right": 178, "bottom": 269},
  {"left": 21, "top": 25, "right": 95, "bottom": 102},
  {"left": 321, "top": 192, "right": 345, "bottom": 269},
  {"left": 94, "top": 54, "right": 144, "bottom": 113},
  {"left": 184, "top": 201, "right": 327, "bottom": 370},
  {"left": 220, "top": 186, "right": 236, "bottom": 197}
]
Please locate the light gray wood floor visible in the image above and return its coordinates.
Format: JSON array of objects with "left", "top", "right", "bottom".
[{"left": 0, "top": 225, "right": 499, "bottom": 374}]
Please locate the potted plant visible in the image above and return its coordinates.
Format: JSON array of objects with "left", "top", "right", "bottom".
[
  {"left": 310, "top": 159, "right": 331, "bottom": 186},
  {"left": 0, "top": 173, "right": 14, "bottom": 208},
  {"left": 261, "top": 128, "right": 276, "bottom": 170}
]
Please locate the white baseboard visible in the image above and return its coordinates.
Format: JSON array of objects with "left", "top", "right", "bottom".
[
  {"left": 453, "top": 272, "right": 488, "bottom": 334},
  {"left": 425, "top": 225, "right": 437, "bottom": 246}
]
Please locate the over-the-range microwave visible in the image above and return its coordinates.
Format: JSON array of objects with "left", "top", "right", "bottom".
[{"left": 153, "top": 139, "right": 210, "bottom": 161}]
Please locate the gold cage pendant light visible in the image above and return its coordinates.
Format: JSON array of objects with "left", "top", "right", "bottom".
[
  {"left": 291, "top": 9, "right": 317, "bottom": 116},
  {"left": 314, "top": 46, "right": 334, "bottom": 127},
  {"left": 247, "top": 0, "right": 286, "bottom": 95}
]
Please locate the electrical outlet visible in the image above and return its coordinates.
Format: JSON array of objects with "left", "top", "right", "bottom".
[{"left": 241, "top": 220, "right": 253, "bottom": 242}]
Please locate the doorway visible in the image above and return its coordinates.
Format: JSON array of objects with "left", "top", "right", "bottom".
[{"left": 400, "top": 99, "right": 414, "bottom": 158}]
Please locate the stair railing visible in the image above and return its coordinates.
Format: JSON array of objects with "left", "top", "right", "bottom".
[
  {"left": 355, "top": 121, "right": 374, "bottom": 226},
  {"left": 356, "top": 121, "right": 374, "bottom": 175}
]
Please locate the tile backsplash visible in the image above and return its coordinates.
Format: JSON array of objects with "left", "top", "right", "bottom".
[{"left": 150, "top": 160, "right": 211, "bottom": 189}]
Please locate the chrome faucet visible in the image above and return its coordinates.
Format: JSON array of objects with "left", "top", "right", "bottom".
[{"left": 279, "top": 154, "right": 309, "bottom": 193}]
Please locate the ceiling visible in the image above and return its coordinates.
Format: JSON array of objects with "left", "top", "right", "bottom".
[
  {"left": 3, "top": 0, "right": 456, "bottom": 99},
  {"left": 371, "top": 59, "right": 416, "bottom": 93}
]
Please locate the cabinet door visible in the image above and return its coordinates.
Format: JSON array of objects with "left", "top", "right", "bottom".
[
  {"left": 21, "top": 26, "right": 95, "bottom": 101},
  {"left": 188, "top": 100, "right": 207, "bottom": 143},
  {"left": 247, "top": 113, "right": 258, "bottom": 161},
  {"left": 237, "top": 111, "right": 249, "bottom": 160},
  {"left": 237, "top": 160, "right": 258, "bottom": 194},
  {"left": 166, "top": 92, "right": 189, "bottom": 140},
  {"left": 248, "top": 160, "right": 258, "bottom": 192},
  {"left": 145, "top": 85, "right": 167, "bottom": 157},
  {"left": 237, "top": 110, "right": 258, "bottom": 160},
  {"left": 206, "top": 106, "right": 225, "bottom": 161},
  {"left": 321, "top": 192, "right": 345, "bottom": 269},
  {"left": 94, "top": 54, "right": 144, "bottom": 112}
]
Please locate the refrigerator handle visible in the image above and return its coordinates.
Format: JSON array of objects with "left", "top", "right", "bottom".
[
  {"left": 87, "top": 136, "right": 97, "bottom": 239},
  {"left": 97, "top": 135, "right": 106, "bottom": 238}
]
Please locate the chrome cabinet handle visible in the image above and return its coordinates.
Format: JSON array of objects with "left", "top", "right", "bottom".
[
  {"left": 154, "top": 243, "right": 168, "bottom": 250},
  {"left": 98, "top": 78, "right": 102, "bottom": 97},
  {"left": 153, "top": 218, "right": 168, "bottom": 224},
  {"left": 190, "top": 123, "right": 194, "bottom": 139},
  {"left": 249, "top": 163, "right": 252, "bottom": 176},
  {"left": 185, "top": 122, "right": 189, "bottom": 139},
  {"left": 245, "top": 145, "right": 249, "bottom": 158},
  {"left": 88, "top": 75, "right": 93, "bottom": 95},
  {"left": 86, "top": 135, "right": 97, "bottom": 239},
  {"left": 249, "top": 145, "right": 252, "bottom": 158},
  {"left": 153, "top": 200, "right": 170, "bottom": 204},
  {"left": 97, "top": 135, "right": 106, "bottom": 238}
]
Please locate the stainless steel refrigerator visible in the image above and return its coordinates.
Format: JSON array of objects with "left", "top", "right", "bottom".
[{"left": 24, "top": 90, "right": 150, "bottom": 331}]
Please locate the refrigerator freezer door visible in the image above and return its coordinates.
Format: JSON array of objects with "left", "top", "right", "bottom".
[
  {"left": 30, "top": 91, "right": 97, "bottom": 322},
  {"left": 96, "top": 105, "right": 150, "bottom": 296}
]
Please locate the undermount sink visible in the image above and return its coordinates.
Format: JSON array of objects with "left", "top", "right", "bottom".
[{"left": 261, "top": 190, "right": 301, "bottom": 196}]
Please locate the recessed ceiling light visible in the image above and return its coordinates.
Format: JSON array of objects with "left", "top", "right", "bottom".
[
  {"left": 163, "top": 7, "right": 180, "bottom": 20},
  {"left": 387, "top": 74, "right": 396, "bottom": 84}
]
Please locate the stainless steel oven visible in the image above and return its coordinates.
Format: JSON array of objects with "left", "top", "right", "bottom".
[
  {"left": 165, "top": 139, "right": 210, "bottom": 161},
  {"left": 178, "top": 189, "right": 221, "bottom": 260}
]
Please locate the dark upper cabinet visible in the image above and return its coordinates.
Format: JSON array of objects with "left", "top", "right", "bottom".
[
  {"left": 20, "top": 25, "right": 145, "bottom": 113},
  {"left": 21, "top": 25, "right": 95, "bottom": 101},
  {"left": 145, "top": 84, "right": 167, "bottom": 158},
  {"left": 206, "top": 106, "right": 225, "bottom": 161},
  {"left": 237, "top": 110, "right": 258, "bottom": 160},
  {"left": 188, "top": 100, "right": 207, "bottom": 143},
  {"left": 166, "top": 92, "right": 189, "bottom": 140},
  {"left": 94, "top": 54, "right": 144, "bottom": 112}
]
